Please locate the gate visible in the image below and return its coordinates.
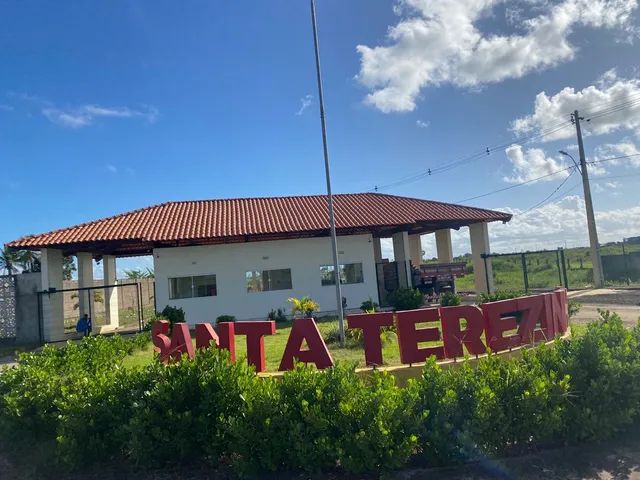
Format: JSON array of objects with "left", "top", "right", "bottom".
[
  {"left": 482, "top": 248, "right": 569, "bottom": 293},
  {"left": 37, "top": 281, "right": 146, "bottom": 343},
  {"left": 0, "top": 275, "right": 17, "bottom": 340}
]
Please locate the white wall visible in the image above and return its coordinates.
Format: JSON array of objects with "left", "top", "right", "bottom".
[{"left": 153, "top": 234, "right": 379, "bottom": 324}]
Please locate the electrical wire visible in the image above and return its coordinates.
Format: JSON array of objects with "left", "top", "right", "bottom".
[
  {"left": 515, "top": 169, "right": 577, "bottom": 216},
  {"left": 371, "top": 95, "right": 640, "bottom": 192},
  {"left": 455, "top": 152, "right": 640, "bottom": 204}
]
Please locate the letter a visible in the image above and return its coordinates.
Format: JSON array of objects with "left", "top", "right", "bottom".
[{"left": 279, "top": 318, "right": 334, "bottom": 371}]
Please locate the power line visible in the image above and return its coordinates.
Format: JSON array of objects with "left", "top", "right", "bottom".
[
  {"left": 372, "top": 94, "right": 640, "bottom": 193},
  {"left": 372, "top": 120, "right": 573, "bottom": 192},
  {"left": 516, "top": 168, "right": 577, "bottom": 215},
  {"left": 455, "top": 152, "right": 640, "bottom": 204}
]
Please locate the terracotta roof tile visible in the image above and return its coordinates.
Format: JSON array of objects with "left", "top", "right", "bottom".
[{"left": 6, "top": 193, "right": 511, "bottom": 255}]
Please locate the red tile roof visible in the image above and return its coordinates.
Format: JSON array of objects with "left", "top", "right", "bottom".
[{"left": 7, "top": 193, "right": 511, "bottom": 255}]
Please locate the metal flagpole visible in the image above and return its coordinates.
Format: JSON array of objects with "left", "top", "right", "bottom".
[{"left": 310, "top": 0, "right": 345, "bottom": 346}]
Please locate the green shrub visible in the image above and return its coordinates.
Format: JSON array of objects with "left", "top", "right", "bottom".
[
  {"left": 569, "top": 299, "right": 582, "bottom": 318},
  {"left": 386, "top": 288, "right": 424, "bottom": 311},
  {"left": 478, "top": 290, "right": 525, "bottom": 304},
  {"left": 127, "top": 348, "right": 256, "bottom": 465},
  {"left": 216, "top": 314, "right": 236, "bottom": 323},
  {"left": 440, "top": 291, "right": 462, "bottom": 306},
  {"left": 267, "top": 308, "right": 288, "bottom": 323},
  {"left": 360, "top": 298, "right": 379, "bottom": 313},
  {"left": 4, "top": 313, "right": 640, "bottom": 475},
  {"left": 160, "top": 305, "right": 185, "bottom": 330}
]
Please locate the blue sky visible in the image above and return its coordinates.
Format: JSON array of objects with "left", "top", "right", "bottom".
[{"left": 1, "top": 0, "right": 640, "bottom": 271}]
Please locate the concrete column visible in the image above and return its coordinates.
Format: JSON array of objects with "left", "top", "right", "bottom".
[
  {"left": 103, "top": 255, "right": 119, "bottom": 330},
  {"left": 76, "top": 252, "right": 94, "bottom": 319},
  {"left": 435, "top": 229, "right": 454, "bottom": 263},
  {"left": 469, "top": 222, "right": 494, "bottom": 294},
  {"left": 372, "top": 236, "right": 383, "bottom": 263},
  {"left": 392, "top": 231, "right": 412, "bottom": 288},
  {"left": 408, "top": 234, "right": 423, "bottom": 268},
  {"left": 40, "top": 249, "right": 64, "bottom": 342}
]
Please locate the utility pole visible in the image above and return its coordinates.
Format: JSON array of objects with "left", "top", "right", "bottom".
[
  {"left": 310, "top": 0, "right": 345, "bottom": 345},
  {"left": 572, "top": 110, "right": 604, "bottom": 288}
]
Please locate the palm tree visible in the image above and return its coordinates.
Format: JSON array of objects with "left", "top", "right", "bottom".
[
  {"left": 17, "top": 250, "right": 40, "bottom": 272},
  {"left": 0, "top": 247, "right": 19, "bottom": 275},
  {"left": 123, "top": 267, "right": 154, "bottom": 279}
]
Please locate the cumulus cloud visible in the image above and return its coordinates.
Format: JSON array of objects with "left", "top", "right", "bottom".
[
  {"left": 488, "top": 195, "right": 640, "bottom": 251},
  {"left": 384, "top": 195, "right": 639, "bottom": 257},
  {"left": 512, "top": 70, "right": 640, "bottom": 141},
  {"left": 504, "top": 144, "right": 570, "bottom": 182},
  {"left": 42, "top": 104, "right": 159, "bottom": 128},
  {"left": 416, "top": 119, "right": 430, "bottom": 128},
  {"left": 296, "top": 94, "right": 313, "bottom": 115},
  {"left": 356, "top": 0, "right": 638, "bottom": 113},
  {"left": 593, "top": 139, "right": 640, "bottom": 167}
]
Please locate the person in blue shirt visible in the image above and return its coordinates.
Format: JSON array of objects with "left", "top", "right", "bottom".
[{"left": 76, "top": 313, "right": 92, "bottom": 337}]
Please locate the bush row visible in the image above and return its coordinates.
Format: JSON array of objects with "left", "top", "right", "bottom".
[{"left": 1, "top": 312, "right": 640, "bottom": 475}]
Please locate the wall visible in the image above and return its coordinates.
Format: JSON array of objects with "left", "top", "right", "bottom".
[
  {"left": 153, "top": 234, "right": 379, "bottom": 324},
  {"left": 15, "top": 272, "right": 41, "bottom": 344}
]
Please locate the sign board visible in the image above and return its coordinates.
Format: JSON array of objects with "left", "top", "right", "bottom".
[{"left": 152, "top": 289, "right": 569, "bottom": 373}]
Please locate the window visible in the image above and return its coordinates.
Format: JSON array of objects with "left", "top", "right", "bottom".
[
  {"left": 169, "top": 275, "right": 217, "bottom": 299},
  {"left": 246, "top": 268, "right": 292, "bottom": 292},
  {"left": 320, "top": 263, "right": 364, "bottom": 286}
]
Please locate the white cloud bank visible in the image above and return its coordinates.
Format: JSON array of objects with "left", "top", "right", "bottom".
[
  {"left": 512, "top": 70, "right": 640, "bottom": 141},
  {"left": 381, "top": 196, "right": 640, "bottom": 258},
  {"left": 356, "top": 0, "right": 638, "bottom": 113},
  {"left": 42, "top": 104, "right": 159, "bottom": 128}
]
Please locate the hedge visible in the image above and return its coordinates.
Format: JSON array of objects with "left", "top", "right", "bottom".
[{"left": 1, "top": 311, "right": 640, "bottom": 475}]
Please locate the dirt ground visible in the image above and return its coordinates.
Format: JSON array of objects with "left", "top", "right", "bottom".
[{"left": 569, "top": 288, "right": 640, "bottom": 327}]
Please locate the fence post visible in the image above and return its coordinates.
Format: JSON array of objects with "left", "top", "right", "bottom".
[
  {"left": 560, "top": 248, "right": 569, "bottom": 289},
  {"left": 482, "top": 255, "right": 492, "bottom": 295},
  {"left": 555, "top": 248, "right": 563, "bottom": 286},
  {"left": 521, "top": 253, "right": 529, "bottom": 292},
  {"left": 622, "top": 238, "right": 631, "bottom": 286}
]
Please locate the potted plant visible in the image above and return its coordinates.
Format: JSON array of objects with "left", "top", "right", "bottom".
[{"left": 288, "top": 296, "right": 320, "bottom": 318}]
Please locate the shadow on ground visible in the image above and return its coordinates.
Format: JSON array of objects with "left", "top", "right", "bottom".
[{"left": 3, "top": 425, "right": 640, "bottom": 479}]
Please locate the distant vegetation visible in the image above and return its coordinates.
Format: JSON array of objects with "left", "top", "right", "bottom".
[{"left": 436, "top": 241, "right": 640, "bottom": 291}]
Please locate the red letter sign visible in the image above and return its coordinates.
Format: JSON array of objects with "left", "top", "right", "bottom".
[
  {"left": 396, "top": 308, "right": 445, "bottom": 364},
  {"left": 235, "top": 321, "right": 276, "bottom": 372},
  {"left": 440, "top": 305, "right": 487, "bottom": 358},
  {"left": 481, "top": 299, "right": 521, "bottom": 352},
  {"left": 279, "top": 318, "right": 334, "bottom": 371},
  {"left": 347, "top": 312, "right": 394, "bottom": 366},
  {"left": 196, "top": 323, "right": 219, "bottom": 349},
  {"left": 152, "top": 320, "right": 171, "bottom": 363},
  {"left": 169, "top": 323, "right": 195, "bottom": 361}
]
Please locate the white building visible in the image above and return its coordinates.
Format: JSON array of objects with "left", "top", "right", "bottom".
[{"left": 7, "top": 193, "right": 511, "bottom": 341}]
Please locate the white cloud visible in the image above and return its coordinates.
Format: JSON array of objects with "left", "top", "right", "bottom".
[
  {"left": 504, "top": 144, "right": 570, "bottom": 182},
  {"left": 296, "top": 94, "right": 313, "bottom": 115},
  {"left": 380, "top": 196, "right": 639, "bottom": 257},
  {"left": 512, "top": 70, "right": 640, "bottom": 141},
  {"left": 42, "top": 104, "right": 159, "bottom": 128},
  {"left": 416, "top": 119, "right": 430, "bottom": 128},
  {"left": 488, "top": 195, "right": 640, "bottom": 251},
  {"left": 594, "top": 139, "right": 640, "bottom": 167},
  {"left": 356, "top": 0, "right": 638, "bottom": 113}
]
